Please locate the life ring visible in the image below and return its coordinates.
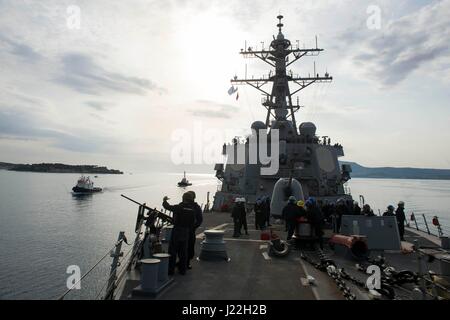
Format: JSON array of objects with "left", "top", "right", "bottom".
[{"left": 269, "top": 239, "right": 291, "bottom": 257}]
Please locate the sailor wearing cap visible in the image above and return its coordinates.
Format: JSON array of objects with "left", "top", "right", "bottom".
[
  {"left": 231, "top": 197, "right": 248, "bottom": 237},
  {"left": 282, "top": 196, "right": 301, "bottom": 240},
  {"left": 185, "top": 191, "right": 203, "bottom": 269},
  {"left": 396, "top": 201, "right": 406, "bottom": 241},
  {"left": 163, "top": 192, "right": 196, "bottom": 275},
  {"left": 383, "top": 205, "right": 395, "bottom": 216}
]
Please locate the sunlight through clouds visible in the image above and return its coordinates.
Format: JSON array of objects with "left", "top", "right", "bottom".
[{"left": 0, "top": 0, "right": 449, "bottom": 170}]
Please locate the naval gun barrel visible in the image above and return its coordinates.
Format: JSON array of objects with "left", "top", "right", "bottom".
[
  {"left": 121, "top": 194, "right": 146, "bottom": 207},
  {"left": 121, "top": 194, "right": 173, "bottom": 225}
]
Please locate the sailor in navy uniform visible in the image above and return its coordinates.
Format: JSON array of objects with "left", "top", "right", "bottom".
[{"left": 163, "top": 192, "right": 196, "bottom": 275}]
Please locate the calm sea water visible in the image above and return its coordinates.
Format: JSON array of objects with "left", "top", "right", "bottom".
[{"left": 0, "top": 170, "right": 449, "bottom": 299}]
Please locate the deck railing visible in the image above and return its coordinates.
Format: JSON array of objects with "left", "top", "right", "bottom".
[
  {"left": 406, "top": 213, "right": 450, "bottom": 238},
  {"left": 57, "top": 234, "right": 135, "bottom": 300}
]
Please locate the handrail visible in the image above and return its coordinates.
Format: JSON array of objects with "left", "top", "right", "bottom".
[
  {"left": 422, "top": 214, "right": 431, "bottom": 235},
  {"left": 100, "top": 196, "right": 174, "bottom": 300},
  {"left": 57, "top": 238, "right": 125, "bottom": 300},
  {"left": 95, "top": 239, "right": 137, "bottom": 300},
  {"left": 407, "top": 213, "right": 449, "bottom": 238}
]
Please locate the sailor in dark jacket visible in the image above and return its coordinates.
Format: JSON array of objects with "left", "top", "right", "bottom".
[
  {"left": 263, "top": 196, "right": 271, "bottom": 227},
  {"left": 297, "top": 200, "right": 307, "bottom": 218},
  {"left": 362, "top": 204, "right": 375, "bottom": 217},
  {"left": 254, "top": 197, "right": 265, "bottom": 230},
  {"left": 353, "top": 201, "right": 362, "bottom": 215},
  {"left": 231, "top": 198, "right": 242, "bottom": 237},
  {"left": 282, "top": 196, "right": 301, "bottom": 240},
  {"left": 383, "top": 205, "right": 395, "bottom": 217},
  {"left": 238, "top": 198, "right": 249, "bottom": 235},
  {"left": 163, "top": 192, "right": 196, "bottom": 275},
  {"left": 186, "top": 191, "right": 203, "bottom": 269},
  {"left": 232, "top": 198, "right": 248, "bottom": 237},
  {"left": 396, "top": 201, "right": 406, "bottom": 241},
  {"left": 335, "top": 198, "right": 347, "bottom": 232},
  {"left": 305, "top": 197, "right": 324, "bottom": 250}
]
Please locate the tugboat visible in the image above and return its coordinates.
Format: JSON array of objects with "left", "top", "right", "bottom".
[
  {"left": 72, "top": 175, "right": 102, "bottom": 194},
  {"left": 177, "top": 171, "right": 192, "bottom": 187}
]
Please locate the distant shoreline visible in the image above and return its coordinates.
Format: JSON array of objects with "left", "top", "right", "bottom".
[
  {"left": 2, "top": 160, "right": 450, "bottom": 180},
  {"left": 340, "top": 161, "right": 450, "bottom": 180},
  {"left": 0, "top": 162, "right": 123, "bottom": 174}
]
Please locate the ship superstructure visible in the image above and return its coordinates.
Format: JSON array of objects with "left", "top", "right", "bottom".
[{"left": 213, "top": 16, "right": 352, "bottom": 210}]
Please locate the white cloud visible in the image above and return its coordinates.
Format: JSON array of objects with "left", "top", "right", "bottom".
[
  {"left": 346, "top": 0, "right": 450, "bottom": 86},
  {"left": 55, "top": 53, "right": 164, "bottom": 95},
  {"left": 0, "top": 0, "right": 449, "bottom": 170}
]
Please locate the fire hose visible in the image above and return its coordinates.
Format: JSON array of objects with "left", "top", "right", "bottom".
[{"left": 328, "top": 234, "right": 369, "bottom": 260}]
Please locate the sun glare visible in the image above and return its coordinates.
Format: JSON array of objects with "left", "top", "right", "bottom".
[{"left": 174, "top": 12, "right": 243, "bottom": 99}]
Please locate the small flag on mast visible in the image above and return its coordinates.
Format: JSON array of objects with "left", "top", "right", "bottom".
[
  {"left": 228, "top": 86, "right": 238, "bottom": 95},
  {"left": 228, "top": 85, "right": 239, "bottom": 100}
]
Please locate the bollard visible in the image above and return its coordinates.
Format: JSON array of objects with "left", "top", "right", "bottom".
[
  {"left": 199, "top": 230, "right": 229, "bottom": 261},
  {"left": 162, "top": 226, "right": 173, "bottom": 243},
  {"left": 153, "top": 253, "right": 170, "bottom": 283},
  {"left": 140, "top": 258, "right": 160, "bottom": 293}
]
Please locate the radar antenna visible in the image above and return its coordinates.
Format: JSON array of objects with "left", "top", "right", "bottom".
[{"left": 232, "top": 16, "right": 333, "bottom": 132}]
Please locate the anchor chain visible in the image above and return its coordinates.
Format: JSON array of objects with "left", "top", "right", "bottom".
[
  {"left": 365, "top": 256, "right": 418, "bottom": 286},
  {"left": 354, "top": 256, "right": 420, "bottom": 299},
  {"left": 301, "top": 250, "right": 357, "bottom": 300},
  {"left": 300, "top": 250, "right": 410, "bottom": 300}
]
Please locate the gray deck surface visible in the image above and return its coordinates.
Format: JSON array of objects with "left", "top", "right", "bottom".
[
  {"left": 118, "top": 211, "right": 340, "bottom": 300},
  {"left": 116, "top": 211, "right": 448, "bottom": 300}
]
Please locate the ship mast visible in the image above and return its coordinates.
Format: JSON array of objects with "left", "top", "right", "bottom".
[{"left": 231, "top": 15, "right": 332, "bottom": 133}]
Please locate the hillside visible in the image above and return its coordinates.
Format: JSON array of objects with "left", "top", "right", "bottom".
[
  {"left": 1, "top": 162, "right": 123, "bottom": 174},
  {"left": 341, "top": 161, "right": 450, "bottom": 180}
]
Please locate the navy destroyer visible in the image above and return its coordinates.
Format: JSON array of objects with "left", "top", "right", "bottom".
[
  {"left": 213, "top": 15, "right": 352, "bottom": 212},
  {"left": 59, "top": 16, "right": 450, "bottom": 302}
]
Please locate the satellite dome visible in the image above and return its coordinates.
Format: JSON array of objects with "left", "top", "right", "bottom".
[
  {"left": 299, "top": 122, "right": 316, "bottom": 136},
  {"left": 251, "top": 121, "right": 266, "bottom": 131},
  {"left": 272, "top": 120, "right": 294, "bottom": 131}
]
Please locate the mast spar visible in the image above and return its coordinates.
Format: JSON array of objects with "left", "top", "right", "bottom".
[{"left": 231, "top": 15, "right": 333, "bottom": 133}]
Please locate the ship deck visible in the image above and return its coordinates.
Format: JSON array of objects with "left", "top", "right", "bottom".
[{"left": 115, "top": 210, "right": 447, "bottom": 300}]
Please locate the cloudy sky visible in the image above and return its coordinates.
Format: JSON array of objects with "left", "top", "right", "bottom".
[{"left": 1, "top": 0, "right": 449, "bottom": 172}]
